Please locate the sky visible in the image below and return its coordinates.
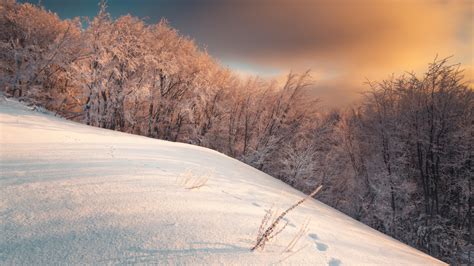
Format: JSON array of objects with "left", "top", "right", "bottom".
[{"left": 21, "top": 0, "right": 473, "bottom": 106}]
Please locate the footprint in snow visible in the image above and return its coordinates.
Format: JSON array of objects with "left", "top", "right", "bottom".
[
  {"left": 328, "top": 258, "right": 342, "bottom": 266},
  {"left": 308, "top": 232, "right": 328, "bottom": 252},
  {"left": 316, "top": 242, "right": 328, "bottom": 251},
  {"left": 252, "top": 202, "right": 261, "bottom": 207}
]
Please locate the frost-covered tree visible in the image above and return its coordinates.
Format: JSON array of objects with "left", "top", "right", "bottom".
[
  {"left": 351, "top": 58, "right": 473, "bottom": 263},
  {"left": 0, "top": 0, "right": 81, "bottom": 107}
]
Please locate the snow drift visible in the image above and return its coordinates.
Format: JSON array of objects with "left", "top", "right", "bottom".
[{"left": 0, "top": 98, "right": 445, "bottom": 265}]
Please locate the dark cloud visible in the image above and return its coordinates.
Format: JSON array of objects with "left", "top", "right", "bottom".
[{"left": 178, "top": 0, "right": 472, "bottom": 66}]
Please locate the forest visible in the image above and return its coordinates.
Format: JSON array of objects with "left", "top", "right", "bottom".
[{"left": 0, "top": 1, "right": 472, "bottom": 264}]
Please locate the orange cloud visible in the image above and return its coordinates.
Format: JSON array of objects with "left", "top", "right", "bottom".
[{"left": 181, "top": 0, "right": 472, "bottom": 105}]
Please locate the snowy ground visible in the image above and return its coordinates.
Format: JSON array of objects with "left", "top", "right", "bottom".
[{"left": 0, "top": 98, "right": 445, "bottom": 265}]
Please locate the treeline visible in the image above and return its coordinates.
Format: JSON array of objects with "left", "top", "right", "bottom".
[{"left": 0, "top": 1, "right": 472, "bottom": 263}]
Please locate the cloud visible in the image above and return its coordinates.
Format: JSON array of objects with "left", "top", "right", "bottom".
[
  {"left": 165, "top": 0, "right": 472, "bottom": 104},
  {"left": 34, "top": 0, "right": 472, "bottom": 105}
]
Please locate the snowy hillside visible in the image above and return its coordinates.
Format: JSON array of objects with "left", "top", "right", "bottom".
[{"left": 0, "top": 98, "right": 445, "bottom": 265}]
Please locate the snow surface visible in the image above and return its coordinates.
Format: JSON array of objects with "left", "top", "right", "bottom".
[{"left": 0, "top": 98, "right": 445, "bottom": 265}]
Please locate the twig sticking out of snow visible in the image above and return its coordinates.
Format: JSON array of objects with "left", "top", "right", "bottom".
[
  {"left": 283, "top": 217, "right": 310, "bottom": 253},
  {"left": 251, "top": 185, "right": 322, "bottom": 251},
  {"left": 185, "top": 177, "right": 208, "bottom": 190},
  {"left": 277, "top": 244, "right": 309, "bottom": 263},
  {"left": 256, "top": 205, "right": 275, "bottom": 243},
  {"left": 177, "top": 169, "right": 211, "bottom": 190}
]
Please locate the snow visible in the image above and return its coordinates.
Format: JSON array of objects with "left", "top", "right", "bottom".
[{"left": 0, "top": 98, "right": 445, "bottom": 265}]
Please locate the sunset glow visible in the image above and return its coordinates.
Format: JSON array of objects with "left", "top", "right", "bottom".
[{"left": 20, "top": 0, "right": 473, "bottom": 105}]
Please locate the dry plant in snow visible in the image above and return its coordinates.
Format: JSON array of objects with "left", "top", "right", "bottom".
[
  {"left": 176, "top": 168, "right": 213, "bottom": 190},
  {"left": 283, "top": 217, "right": 310, "bottom": 253},
  {"left": 251, "top": 185, "right": 322, "bottom": 251}
]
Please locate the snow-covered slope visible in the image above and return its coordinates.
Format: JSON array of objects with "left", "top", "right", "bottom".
[{"left": 0, "top": 98, "right": 445, "bottom": 265}]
